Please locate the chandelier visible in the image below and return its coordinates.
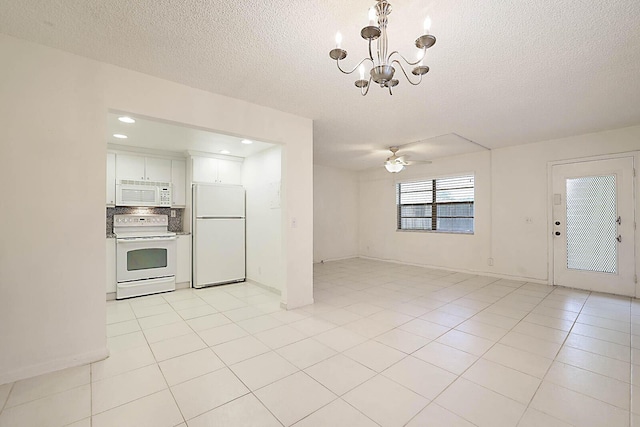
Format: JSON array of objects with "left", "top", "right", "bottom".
[{"left": 329, "top": 0, "right": 436, "bottom": 96}]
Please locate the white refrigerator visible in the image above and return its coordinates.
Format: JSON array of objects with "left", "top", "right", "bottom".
[{"left": 192, "top": 184, "right": 246, "bottom": 288}]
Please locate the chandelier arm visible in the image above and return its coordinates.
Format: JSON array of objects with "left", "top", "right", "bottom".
[
  {"left": 387, "top": 47, "right": 426, "bottom": 66},
  {"left": 368, "top": 38, "right": 374, "bottom": 61},
  {"left": 392, "top": 60, "right": 423, "bottom": 86},
  {"left": 336, "top": 57, "right": 374, "bottom": 75},
  {"left": 360, "top": 76, "right": 373, "bottom": 96}
]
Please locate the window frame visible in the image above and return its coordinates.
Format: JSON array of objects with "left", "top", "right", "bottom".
[{"left": 396, "top": 174, "right": 475, "bottom": 235}]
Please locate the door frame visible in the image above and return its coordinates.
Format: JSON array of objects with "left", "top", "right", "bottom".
[{"left": 547, "top": 152, "right": 639, "bottom": 297}]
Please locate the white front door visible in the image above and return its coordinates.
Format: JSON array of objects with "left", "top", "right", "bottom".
[{"left": 552, "top": 157, "right": 635, "bottom": 296}]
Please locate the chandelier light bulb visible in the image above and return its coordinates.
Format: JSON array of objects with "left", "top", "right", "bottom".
[
  {"left": 423, "top": 16, "right": 432, "bottom": 35},
  {"left": 417, "top": 50, "right": 424, "bottom": 66},
  {"left": 359, "top": 64, "right": 365, "bottom": 80},
  {"left": 368, "top": 8, "right": 376, "bottom": 26},
  {"left": 335, "top": 32, "right": 342, "bottom": 48}
]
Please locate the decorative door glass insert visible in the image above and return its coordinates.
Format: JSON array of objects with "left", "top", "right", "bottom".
[{"left": 565, "top": 175, "right": 617, "bottom": 273}]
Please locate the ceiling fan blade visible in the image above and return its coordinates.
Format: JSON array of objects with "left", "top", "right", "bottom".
[{"left": 406, "top": 160, "right": 432, "bottom": 165}]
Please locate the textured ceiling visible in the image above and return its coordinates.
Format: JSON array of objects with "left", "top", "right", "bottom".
[{"left": 1, "top": 0, "right": 640, "bottom": 170}]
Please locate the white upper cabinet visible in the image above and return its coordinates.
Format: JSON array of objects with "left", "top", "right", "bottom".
[
  {"left": 116, "top": 154, "right": 146, "bottom": 181},
  {"left": 106, "top": 152, "right": 116, "bottom": 206},
  {"left": 171, "top": 159, "right": 186, "bottom": 207},
  {"left": 192, "top": 157, "right": 219, "bottom": 183},
  {"left": 218, "top": 159, "right": 243, "bottom": 184},
  {"left": 116, "top": 154, "right": 172, "bottom": 183},
  {"left": 192, "top": 156, "right": 242, "bottom": 185},
  {"left": 145, "top": 157, "right": 172, "bottom": 182}
]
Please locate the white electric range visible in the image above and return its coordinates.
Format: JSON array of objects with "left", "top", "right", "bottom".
[{"left": 114, "top": 214, "right": 177, "bottom": 299}]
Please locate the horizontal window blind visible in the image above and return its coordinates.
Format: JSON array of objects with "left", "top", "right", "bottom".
[{"left": 397, "top": 175, "right": 474, "bottom": 233}]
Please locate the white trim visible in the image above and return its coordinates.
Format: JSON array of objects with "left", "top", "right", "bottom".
[
  {"left": 245, "top": 279, "right": 282, "bottom": 296},
  {"left": 394, "top": 171, "right": 477, "bottom": 185},
  {"left": 0, "top": 347, "right": 110, "bottom": 385},
  {"left": 547, "top": 152, "right": 639, "bottom": 297},
  {"left": 314, "top": 255, "right": 359, "bottom": 264},
  {"left": 187, "top": 150, "right": 245, "bottom": 162},
  {"left": 357, "top": 255, "right": 549, "bottom": 285},
  {"left": 280, "top": 298, "right": 314, "bottom": 311}
]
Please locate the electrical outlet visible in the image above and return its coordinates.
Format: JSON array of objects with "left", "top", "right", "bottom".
[{"left": 170, "top": 210, "right": 176, "bottom": 218}]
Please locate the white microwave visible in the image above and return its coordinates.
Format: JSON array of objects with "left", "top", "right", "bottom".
[{"left": 116, "top": 182, "right": 172, "bottom": 207}]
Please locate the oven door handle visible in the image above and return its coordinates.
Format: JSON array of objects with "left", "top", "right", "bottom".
[{"left": 117, "top": 236, "right": 178, "bottom": 243}]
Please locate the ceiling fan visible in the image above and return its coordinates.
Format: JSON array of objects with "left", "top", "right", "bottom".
[{"left": 384, "top": 146, "right": 432, "bottom": 173}]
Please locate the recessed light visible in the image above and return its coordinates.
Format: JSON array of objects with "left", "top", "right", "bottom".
[
  {"left": 118, "top": 116, "right": 136, "bottom": 124},
  {"left": 220, "top": 150, "right": 230, "bottom": 154},
  {"left": 113, "top": 134, "right": 128, "bottom": 139},
  {"left": 241, "top": 139, "right": 253, "bottom": 145}
]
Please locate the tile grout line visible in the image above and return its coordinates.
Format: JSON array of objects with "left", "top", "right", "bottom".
[
  {"left": 165, "top": 286, "right": 283, "bottom": 425},
  {"left": 632, "top": 303, "right": 640, "bottom": 425},
  {"left": 512, "top": 288, "right": 591, "bottom": 426},
  {"left": 331, "top": 270, "right": 635, "bottom": 425},
  {"left": 0, "top": 382, "right": 16, "bottom": 416},
  {"left": 395, "top": 278, "right": 540, "bottom": 426},
  {"left": 342, "top": 274, "right": 531, "bottom": 426},
  {"left": 99, "top": 262, "right": 633, "bottom": 426}
]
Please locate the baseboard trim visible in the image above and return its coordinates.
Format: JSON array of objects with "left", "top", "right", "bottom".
[
  {"left": 357, "top": 256, "right": 550, "bottom": 285},
  {"left": 314, "top": 255, "right": 359, "bottom": 264},
  {"left": 0, "top": 347, "right": 110, "bottom": 385},
  {"left": 176, "top": 281, "right": 191, "bottom": 290},
  {"left": 246, "top": 278, "right": 281, "bottom": 296},
  {"left": 280, "top": 297, "right": 314, "bottom": 311}
]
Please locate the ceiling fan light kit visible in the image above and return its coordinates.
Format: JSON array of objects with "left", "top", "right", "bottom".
[
  {"left": 385, "top": 146, "right": 408, "bottom": 173},
  {"left": 385, "top": 162, "right": 405, "bottom": 173},
  {"left": 329, "top": 0, "right": 436, "bottom": 96},
  {"left": 383, "top": 146, "right": 432, "bottom": 173}
]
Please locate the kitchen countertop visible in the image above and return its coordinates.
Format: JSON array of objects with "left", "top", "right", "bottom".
[{"left": 107, "top": 232, "right": 190, "bottom": 238}]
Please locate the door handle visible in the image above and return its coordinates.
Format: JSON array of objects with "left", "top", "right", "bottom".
[
  {"left": 555, "top": 231, "right": 561, "bottom": 236},
  {"left": 616, "top": 235, "right": 622, "bottom": 243},
  {"left": 616, "top": 216, "right": 621, "bottom": 225}
]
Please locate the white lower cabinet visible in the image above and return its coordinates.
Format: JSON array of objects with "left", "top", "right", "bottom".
[
  {"left": 106, "top": 238, "right": 116, "bottom": 295},
  {"left": 177, "top": 234, "right": 192, "bottom": 285}
]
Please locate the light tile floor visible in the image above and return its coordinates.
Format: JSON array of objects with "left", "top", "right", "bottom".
[{"left": 1, "top": 258, "right": 640, "bottom": 426}]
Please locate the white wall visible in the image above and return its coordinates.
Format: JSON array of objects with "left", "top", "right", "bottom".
[
  {"left": 243, "top": 146, "right": 283, "bottom": 292},
  {"left": 358, "top": 126, "right": 640, "bottom": 285},
  {"left": 0, "top": 34, "right": 313, "bottom": 384},
  {"left": 358, "top": 151, "right": 491, "bottom": 273},
  {"left": 313, "top": 164, "right": 359, "bottom": 262}
]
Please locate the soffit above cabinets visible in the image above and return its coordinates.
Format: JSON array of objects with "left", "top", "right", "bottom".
[{"left": 106, "top": 112, "right": 275, "bottom": 158}]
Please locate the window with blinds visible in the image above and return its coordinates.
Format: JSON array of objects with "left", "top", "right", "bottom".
[{"left": 397, "top": 175, "right": 474, "bottom": 233}]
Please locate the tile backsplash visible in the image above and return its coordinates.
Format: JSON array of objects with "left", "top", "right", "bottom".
[{"left": 106, "top": 207, "right": 184, "bottom": 236}]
